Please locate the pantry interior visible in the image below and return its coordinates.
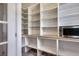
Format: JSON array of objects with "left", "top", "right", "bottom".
[
  {"left": 0, "top": 3, "right": 79, "bottom": 56},
  {"left": 21, "top": 3, "right": 79, "bottom": 56}
]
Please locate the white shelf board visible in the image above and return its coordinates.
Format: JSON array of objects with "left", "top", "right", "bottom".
[
  {"left": 59, "top": 12, "right": 79, "bottom": 18},
  {"left": 27, "top": 45, "right": 37, "bottom": 49},
  {"left": 42, "top": 16, "right": 57, "bottom": 20},
  {"left": 41, "top": 3, "right": 57, "bottom": 12},
  {"left": 42, "top": 15, "right": 57, "bottom": 20},
  {"left": 0, "top": 41, "right": 8, "bottom": 45},
  {"left": 59, "top": 38, "right": 79, "bottom": 43},
  {"left": 0, "top": 21, "right": 8, "bottom": 24},
  {"left": 59, "top": 4, "right": 79, "bottom": 12},
  {"left": 38, "top": 47, "right": 56, "bottom": 55},
  {"left": 41, "top": 7, "right": 57, "bottom": 13},
  {"left": 41, "top": 25, "right": 58, "bottom": 28},
  {"left": 31, "top": 11, "right": 40, "bottom": 15},
  {"left": 22, "top": 8, "right": 28, "bottom": 10}
]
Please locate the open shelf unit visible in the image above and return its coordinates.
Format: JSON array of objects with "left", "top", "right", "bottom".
[
  {"left": 37, "top": 36, "right": 57, "bottom": 55},
  {"left": 21, "top": 3, "right": 79, "bottom": 56},
  {"left": 22, "top": 3, "right": 59, "bottom": 56},
  {"left": 22, "top": 46, "right": 37, "bottom": 56},
  {"left": 22, "top": 35, "right": 37, "bottom": 56},
  {"left": 40, "top": 3, "right": 58, "bottom": 37},
  {"left": 58, "top": 3, "right": 79, "bottom": 56},
  {"left": 22, "top": 4, "right": 28, "bottom": 36},
  {"left": 28, "top": 4, "right": 40, "bottom": 36},
  {"left": 59, "top": 38, "right": 79, "bottom": 56},
  {"left": 59, "top": 3, "right": 79, "bottom": 26}
]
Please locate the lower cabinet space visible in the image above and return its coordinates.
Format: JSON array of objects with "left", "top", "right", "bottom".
[
  {"left": 59, "top": 40, "right": 79, "bottom": 56},
  {"left": 22, "top": 47, "right": 37, "bottom": 56},
  {"left": 22, "top": 36, "right": 57, "bottom": 56},
  {"left": 38, "top": 50, "right": 56, "bottom": 56},
  {"left": 22, "top": 36, "right": 79, "bottom": 56},
  {"left": 37, "top": 38, "right": 57, "bottom": 55}
]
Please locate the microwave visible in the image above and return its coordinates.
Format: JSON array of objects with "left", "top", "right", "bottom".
[{"left": 60, "top": 26, "right": 79, "bottom": 38}]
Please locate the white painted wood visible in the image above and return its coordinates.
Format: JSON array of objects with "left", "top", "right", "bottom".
[
  {"left": 0, "top": 21, "right": 8, "bottom": 24},
  {"left": 59, "top": 3, "right": 79, "bottom": 12},
  {"left": 56, "top": 40, "right": 59, "bottom": 56},
  {"left": 28, "top": 7, "right": 31, "bottom": 35},
  {"left": 22, "top": 37, "right": 27, "bottom": 47},
  {"left": 41, "top": 3, "right": 57, "bottom": 12},
  {"left": 57, "top": 3, "right": 60, "bottom": 37},
  {"left": 37, "top": 36, "right": 40, "bottom": 56},
  {"left": 28, "top": 4, "right": 40, "bottom": 36},
  {"left": 42, "top": 27, "right": 58, "bottom": 36},
  {"left": 40, "top": 3, "right": 58, "bottom": 37},
  {"left": 28, "top": 36, "right": 37, "bottom": 49},
  {"left": 38, "top": 37, "right": 57, "bottom": 55},
  {"left": 22, "top": 36, "right": 30, "bottom": 53},
  {"left": 42, "top": 18, "right": 57, "bottom": 27},
  {"left": 8, "top": 3, "right": 17, "bottom": 56},
  {"left": 16, "top": 3, "right": 22, "bottom": 56},
  {"left": 59, "top": 3, "right": 79, "bottom": 26},
  {"left": 0, "top": 41, "right": 8, "bottom": 45},
  {"left": 40, "top": 4, "right": 43, "bottom": 36},
  {"left": 59, "top": 40, "right": 79, "bottom": 56},
  {"left": 21, "top": 3, "right": 79, "bottom": 56}
]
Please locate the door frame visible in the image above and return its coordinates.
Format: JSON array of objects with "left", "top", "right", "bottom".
[{"left": 8, "top": 3, "right": 17, "bottom": 56}]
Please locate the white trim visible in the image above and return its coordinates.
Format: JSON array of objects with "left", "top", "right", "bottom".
[
  {"left": 0, "top": 41, "right": 8, "bottom": 45},
  {"left": 0, "top": 21, "right": 8, "bottom": 24},
  {"left": 16, "top": 3, "right": 22, "bottom": 56},
  {"left": 56, "top": 40, "right": 59, "bottom": 56},
  {"left": 8, "top": 3, "right": 17, "bottom": 56}
]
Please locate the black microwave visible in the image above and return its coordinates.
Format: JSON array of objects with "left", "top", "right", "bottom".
[{"left": 61, "top": 26, "right": 79, "bottom": 38}]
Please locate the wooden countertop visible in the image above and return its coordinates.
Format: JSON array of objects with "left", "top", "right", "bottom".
[
  {"left": 22, "top": 35, "right": 79, "bottom": 42},
  {"left": 38, "top": 36, "right": 79, "bottom": 42}
]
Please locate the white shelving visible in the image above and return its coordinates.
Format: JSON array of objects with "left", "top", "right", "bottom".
[
  {"left": 28, "top": 4, "right": 40, "bottom": 36},
  {"left": 42, "top": 27, "right": 58, "bottom": 37},
  {"left": 59, "top": 3, "right": 79, "bottom": 26},
  {"left": 22, "top": 4, "right": 28, "bottom": 36},
  {"left": 21, "top": 3, "right": 79, "bottom": 56},
  {"left": 59, "top": 39, "right": 79, "bottom": 56},
  {"left": 40, "top": 3, "right": 58, "bottom": 37},
  {"left": 21, "top": 3, "right": 58, "bottom": 56},
  {"left": 38, "top": 37, "right": 57, "bottom": 55},
  {"left": 27, "top": 36, "right": 37, "bottom": 49},
  {"left": 22, "top": 36, "right": 37, "bottom": 56},
  {"left": 58, "top": 3, "right": 79, "bottom": 56}
]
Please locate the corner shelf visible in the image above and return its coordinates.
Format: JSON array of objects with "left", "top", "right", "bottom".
[
  {"left": 40, "top": 3, "right": 58, "bottom": 37},
  {"left": 22, "top": 7, "right": 28, "bottom": 36},
  {"left": 28, "top": 4, "right": 40, "bottom": 36}
]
